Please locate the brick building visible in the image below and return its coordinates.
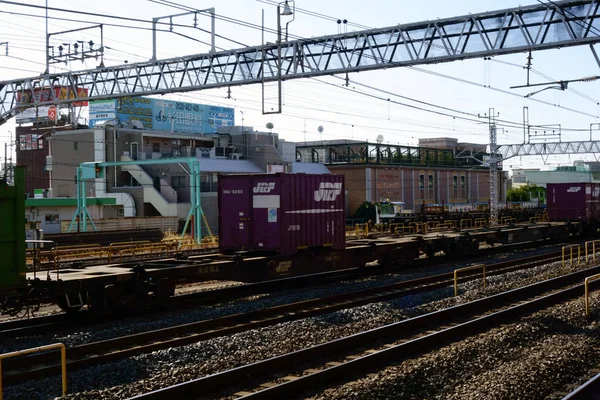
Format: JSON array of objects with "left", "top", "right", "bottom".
[{"left": 296, "top": 138, "right": 507, "bottom": 215}]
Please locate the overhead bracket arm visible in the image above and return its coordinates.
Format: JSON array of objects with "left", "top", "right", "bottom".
[{"left": 591, "top": 44, "right": 600, "bottom": 69}]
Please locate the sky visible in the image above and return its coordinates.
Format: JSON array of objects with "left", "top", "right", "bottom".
[{"left": 1, "top": 0, "right": 600, "bottom": 171}]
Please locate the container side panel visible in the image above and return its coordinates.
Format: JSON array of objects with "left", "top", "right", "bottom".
[
  {"left": 218, "top": 176, "right": 252, "bottom": 252},
  {"left": 281, "top": 174, "right": 345, "bottom": 255},
  {"left": 218, "top": 173, "right": 345, "bottom": 255},
  {"left": 589, "top": 183, "right": 600, "bottom": 222},
  {"left": 251, "top": 175, "right": 281, "bottom": 251},
  {"left": 547, "top": 183, "right": 586, "bottom": 221}
]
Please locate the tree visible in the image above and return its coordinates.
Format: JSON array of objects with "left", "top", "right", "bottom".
[
  {"left": 353, "top": 201, "right": 376, "bottom": 221},
  {"left": 506, "top": 184, "right": 545, "bottom": 203}
]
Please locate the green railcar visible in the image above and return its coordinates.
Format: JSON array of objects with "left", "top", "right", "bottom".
[{"left": 0, "top": 166, "right": 25, "bottom": 291}]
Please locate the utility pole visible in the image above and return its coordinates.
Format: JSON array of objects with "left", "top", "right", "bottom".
[
  {"left": 489, "top": 123, "right": 498, "bottom": 226},
  {"left": 9, "top": 131, "right": 13, "bottom": 184},
  {"left": 479, "top": 108, "right": 500, "bottom": 226},
  {"left": 3, "top": 142, "right": 7, "bottom": 181}
]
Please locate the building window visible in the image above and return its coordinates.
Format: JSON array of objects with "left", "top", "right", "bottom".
[
  {"left": 419, "top": 174, "right": 424, "bottom": 189},
  {"left": 44, "top": 214, "right": 59, "bottom": 224},
  {"left": 152, "top": 142, "right": 160, "bottom": 153},
  {"left": 171, "top": 176, "right": 185, "bottom": 188},
  {"left": 453, "top": 175, "right": 458, "bottom": 189},
  {"left": 74, "top": 141, "right": 78, "bottom": 151},
  {"left": 460, "top": 175, "right": 466, "bottom": 189},
  {"left": 428, "top": 174, "right": 434, "bottom": 189}
]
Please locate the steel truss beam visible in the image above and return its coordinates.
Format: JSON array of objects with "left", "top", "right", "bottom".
[
  {"left": 1, "top": 0, "right": 600, "bottom": 125},
  {"left": 498, "top": 140, "right": 600, "bottom": 159}
]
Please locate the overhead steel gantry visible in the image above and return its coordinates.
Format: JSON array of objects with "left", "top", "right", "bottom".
[
  {"left": 498, "top": 140, "right": 600, "bottom": 159},
  {"left": 2, "top": 0, "right": 600, "bottom": 124}
]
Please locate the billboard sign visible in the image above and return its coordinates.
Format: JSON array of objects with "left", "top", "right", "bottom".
[
  {"left": 16, "top": 86, "right": 89, "bottom": 107},
  {"left": 88, "top": 97, "right": 235, "bottom": 135},
  {"left": 89, "top": 99, "right": 117, "bottom": 126},
  {"left": 205, "top": 105, "right": 235, "bottom": 132},
  {"left": 16, "top": 106, "right": 52, "bottom": 124}
]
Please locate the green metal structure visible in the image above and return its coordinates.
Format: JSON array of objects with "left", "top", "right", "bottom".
[
  {"left": 0, "top": 166, "right": 26, "bottom": 290},
  {"left": 68, "top": 158, "right": 205, "bottom": 243}
]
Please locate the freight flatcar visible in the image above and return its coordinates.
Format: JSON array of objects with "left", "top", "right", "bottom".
[
  {"left": 0, "top": 171, "right": 581, "bottom": 316},
  {"left": 219, "top": 173, "right": 345, "bottom": 256},
  {"left": 547, "top": 183, "right": 600, "bottom": 231},
  {"left": 374, "top": 200, "right": 543, "bottom": 226}
]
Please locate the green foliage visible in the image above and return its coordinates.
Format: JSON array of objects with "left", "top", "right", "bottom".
[
  {"left": 506, "top": 184, "right": 545, "bottom": 202},
  {"left": 354, "top": 201, "right": 376, "bottom": 221}
]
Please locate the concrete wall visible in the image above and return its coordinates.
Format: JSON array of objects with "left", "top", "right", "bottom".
[
  {"left": 26, "top": 204, "right": 118, "bottom": 234},
  {"left": 16, "top": 124, "right": 85, "bottom": 198},
  {"left": 279, "top": 140, "right": 297, "bottom": 162},
  {"left": 49, "top": 130, "right": 97, "bottom": 198},
  {"left": 230, "top": 128, "right": 287, "bottom": 170},
  {"left": 200, "top": 192, "right": 218, "bottom": 235}
]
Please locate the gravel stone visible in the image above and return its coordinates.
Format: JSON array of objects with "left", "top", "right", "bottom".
[{"left": 3, "top": 246, "right": 598, "bottom": 399}]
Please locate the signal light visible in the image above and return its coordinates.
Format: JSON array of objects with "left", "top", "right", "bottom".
[{"left": 94, "top": 165, "right": 104, "bottom": 178}]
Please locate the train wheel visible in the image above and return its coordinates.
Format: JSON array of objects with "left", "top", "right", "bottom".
[
  {"left": 152, "top": 278, "right": 175, "bottom": 305},
  {"left": 425, "top": 244, "right": 435, "bottom": 258},
  {"left": 470, "top": 239, "right": 480, "bottom": 252},
  {"left": 453, "top": 242, "right": 466, "bottom": 259},
  {"left": 379, "top": 256, "right": 393, "bottom": 268}
]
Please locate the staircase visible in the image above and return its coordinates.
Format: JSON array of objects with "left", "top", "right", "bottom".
[{"left": 120, "top": 155, "right": 190, "bottom": 218}]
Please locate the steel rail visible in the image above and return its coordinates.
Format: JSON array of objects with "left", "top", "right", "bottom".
[
  {"left": 130, "top": 265, "right": 600, "bottom": 400},
  {"left": 1, "top": 251, "right": 567, "bottom": 387},
  {"left": 0, "top": 267, "right": 360, "bottom": 339},
  {"left": 1, "top": 236, "right": 561, "bottom": 335},
  {"left": 561, "top": 373, "right": 600, "bottom": 399}
]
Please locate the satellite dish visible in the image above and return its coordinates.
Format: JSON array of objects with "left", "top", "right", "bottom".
[
  {"left": 317, "top": 126, "right": 324, "bottom": 133},
  {"left": 266, "top": 122, "right": 274, "bottom": 130},
  {"left": 376, "top": 134, "right": 384, "bottom": 144}
]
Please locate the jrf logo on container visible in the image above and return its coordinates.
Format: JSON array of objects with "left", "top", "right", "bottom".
[
  {"left": 314, "top": 182, "right": 342, "bottom": 202},
  {"left": 253, "top": 182, "right": 275, "bottom": 193},
  {"left": 567, "top": 186, "right": 581, "bottom": 193}
]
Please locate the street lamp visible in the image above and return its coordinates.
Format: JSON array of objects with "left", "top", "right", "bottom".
[
  {"left": 278, "top": 1, "right": 295, "bottom": 42},
  {"left": 269, "top": 1, "right": 295, "bottom": 116}
]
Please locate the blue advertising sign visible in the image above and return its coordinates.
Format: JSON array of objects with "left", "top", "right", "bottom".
[
  {"left": 88, "top": 97, "right": 235, "bottom": 134},
  {"left": 89, "top": 99, "right": 116, "bottom": 126}
]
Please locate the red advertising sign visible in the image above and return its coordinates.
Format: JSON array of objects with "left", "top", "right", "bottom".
[
  {"left": 47, "top": 105, "right": 57, "bottom": 120},
  {"left": 16, "top": 86, "right": 89, "bottom": 107}
]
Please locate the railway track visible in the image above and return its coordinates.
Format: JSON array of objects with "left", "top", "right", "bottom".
[
  {"left": 1, "top": 237, "right": 578, "bottom": 336},
  {"left": 0, "top": 251, "right": 568, "bottom": 388},
  {"left": 0, "top": 268, "right": 361, "bottom": 339},
  {"left": 561, "top": 373, "right": 600, "bottom": 399},
  {"left": 128, "top": 264, "right": 600, "bottom": 400}
]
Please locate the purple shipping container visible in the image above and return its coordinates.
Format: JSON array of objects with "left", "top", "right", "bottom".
[
  {"left": 547, "top": 183, "right": 600, "bottom": 222},
  {"left": 218, "top": 173, "right": 345, "bottom": 255}
]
